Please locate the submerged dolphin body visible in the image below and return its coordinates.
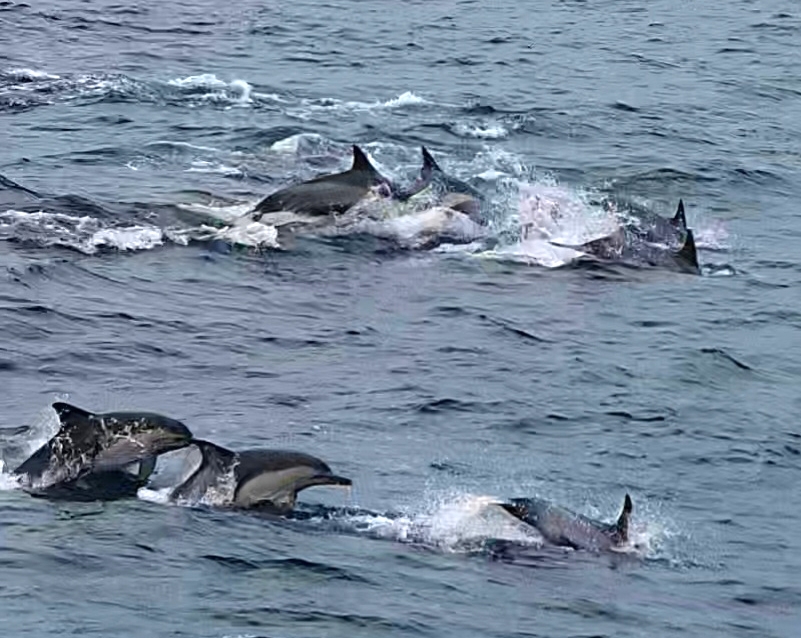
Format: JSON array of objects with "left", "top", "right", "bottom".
[
  {"left": 396, "top": 147, "right": 487, "bottom": 222},
  {"left": 170, "top": 439, "right": 352, "bottom": 512},
  {"left": 11, "top": 402, "right": 193, "bottom": 498},
  {"left": 496, "top": 493, "right": 633, "bottom": 552},
  {"left": 251, "top": 145, "right": 393, "bottom": 220},
  {"left": 551, "top": 200, "right": 700, "bottom": 274}
]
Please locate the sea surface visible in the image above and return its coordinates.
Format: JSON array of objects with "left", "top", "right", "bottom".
[{"left": 1, "top": 0, "right": 800, "bottom": 636}]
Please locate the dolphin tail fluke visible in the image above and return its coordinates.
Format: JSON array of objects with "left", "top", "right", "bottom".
[
  {"left": 672, "top": 199, "right": 687, "bottom": 230},
  {"left": 677, "top": 228, "right": 700, "bottom": 274},
  {"left": 613, "top": 493, "right": 633, "bottom": 543}
]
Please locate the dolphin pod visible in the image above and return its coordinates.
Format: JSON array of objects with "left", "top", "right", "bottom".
[
  {"left": 9, "top": 403, "right": 353, "bottom": 513},
  {"left": 6, "top": 402, "right": 633, "bottom": 554},
  {"left": 170, "top": 439, "right": 352, "bottom": 512},
  {"left": 245, "top": 142, "right": 702, "bottom": 274}
]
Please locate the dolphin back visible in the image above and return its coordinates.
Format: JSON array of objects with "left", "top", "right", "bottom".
[{"left": 253, "top": 145, "right": 388, "bottom": 217}]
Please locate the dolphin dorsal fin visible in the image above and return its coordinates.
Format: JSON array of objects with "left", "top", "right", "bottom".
[
  {"left": 677, "top": 228, "right": 700, "bottom": 273},
  {"left": 52, "top": 402, "right": 94, "bottom": 428},
  {"left": 614, "top": 493, "right": 633, "bottom": 542},
  {"left": 193, "top": 439, "right": 237, "bottom": 464},
  {"left": 672, "top": 199, "right": 687, "bottom": 229},
  {"left": 350, "top": 145, "right": 377, "bottom": 175},
  {"left": 170, "top": 439, "right": 237, "bottom": 502},
  {"left": 421, "top": 146, "right": 442, "bottom": 174}
]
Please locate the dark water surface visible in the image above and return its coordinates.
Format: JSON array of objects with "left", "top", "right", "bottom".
[{"left": 2, "top": 1, "right": 801, "bottom": 636}]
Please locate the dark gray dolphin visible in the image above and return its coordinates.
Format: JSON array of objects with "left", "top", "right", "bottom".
[
  {"left": 622, "top": 198, "right": 687, "bottom": 246},
  {"left": 170, "top": 439, "right": 352, "bottom": 512},
  {"left": 395, "top": 146, "right": 487, "bottom": 222},
  {"left": 586, "top": 197, "right": 687, "bottom": 247},
  {"left": 551, "top": 205, "right": 700, "bottom": 275},
  {"left": 12, "top": 402, "right": 193, "bottom": 496},
  {"left": 496, "top": 493, "right": 632, "bottom": 552},
  {"left": 251, "top": 145, "right": 393, "bottom": 220}
]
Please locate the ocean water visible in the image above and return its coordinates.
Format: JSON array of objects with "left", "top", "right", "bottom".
[{"left": 1, "top": 0, "right": 800, "bottom": 636}]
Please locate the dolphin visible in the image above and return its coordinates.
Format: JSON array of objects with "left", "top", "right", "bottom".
[
  {"left": 618, "top": 198, "right": 688, "bottom": 246},
  {"left": 551, "top": 203, "right": 700, "bottom": 275},
  {"left": 402, "top": 147, "right": 486, "bottom": 213},
  {"left": 170, "top": 439, "right": 352, "bottom": 512},
  {"left": 495, "top": 493, "right": 632, "bottom": 552},
  {"left": 395, "top": 146, "right": 487, "bottom": 222},
  {"left": 552, "top": 229, "right": 700, "bottom": 274},
  {"left": 12, "top": 402, "right": 193, "bottom": 497},
  {"left": 251, "top": 145, "right": 394, "bottom": 221}
]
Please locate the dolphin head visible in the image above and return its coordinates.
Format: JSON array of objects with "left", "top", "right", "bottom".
[{"left": 233, "top": 449, "right": 352, "bottom": 511}]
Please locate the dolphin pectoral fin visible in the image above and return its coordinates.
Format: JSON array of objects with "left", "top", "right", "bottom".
[
  {"left": 677, "top": 229, "right": 700, "bottom": 274},
  {"left": 672, "top": 199, "right": 687, "bottom": 230},
  {"left": 613, "top": 493, "right": 633, "bottom": 543}
]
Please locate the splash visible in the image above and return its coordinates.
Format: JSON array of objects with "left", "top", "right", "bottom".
[
  {"left": 89, "top": 226, "right": 165, "bottom": 252},
  {"left": 451, "top": 121, "right": 510, "bottom": 140},
  {"left": 174, "top": 203, "right": 280, "bottom": 249},
  {"left": 7, "top": 68, "right": 61, "bottom": 81},
  {"left": 337, "top": 206, "right": 487, "bottom": 250},
  {"left": 306, "top": 492, "right": 545, "bottom": 553},
  {"left": 0, "top": 210, "right": 172, "bottom": 255}
]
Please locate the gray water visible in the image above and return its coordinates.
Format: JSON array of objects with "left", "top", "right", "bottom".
[{"left": 1, "top": 1, "right": 800, "bottom": 636}]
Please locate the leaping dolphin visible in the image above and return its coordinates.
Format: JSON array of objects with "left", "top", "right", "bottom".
[
  {"left": 396, "top": 146, "right": 487, "bottom": 222},
  {"left": 170, "top": 439, "right": 352, "bottom": 512},
  {"left": 251, "top": 145, "right": 393, "bottom": 221},
  {"left": 11, "top": 402, "right": 193, "bottom": 498},
  {"left": 495, "top": 493, "right": 633, "bottom": 552}
]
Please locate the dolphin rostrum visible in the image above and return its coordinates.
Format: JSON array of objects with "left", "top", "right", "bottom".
[
  {"left": 496, "top": 493, "right": 633, "bottom": 552},
  {"left": 251, "top": 145, "right": 393, "bottom": 220},
  {"left": 12, "top": 402, "right": 193, "bottom": 496},
  {"left": 170, "top": 439, "right": 352, "bottom": 512}
]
